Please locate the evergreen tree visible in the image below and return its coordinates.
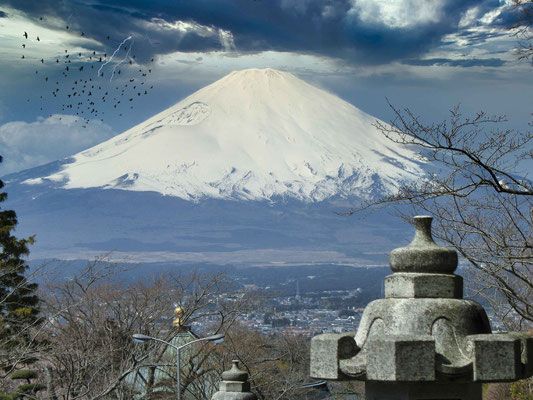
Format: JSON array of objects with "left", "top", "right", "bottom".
[{"left": 0, "top": 155, "right": 40, "bottom": 372}]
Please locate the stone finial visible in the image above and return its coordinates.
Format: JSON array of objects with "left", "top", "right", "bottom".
[
  {"left": 222, "top": 360, "right": 248, "bottom": 382},
  {"left": 389, "top": 216, "right": 458, "bottom": 274},
  {"left": 212, "top": 360, "right": 257, "bottom": 400}
]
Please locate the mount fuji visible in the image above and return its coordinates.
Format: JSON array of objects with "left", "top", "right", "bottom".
[
  {"left": 3, "top": 69, "right": 425, "bottom": 266},
  {"left": 24, "top": 68, "right": 423, "bottom": 202}
]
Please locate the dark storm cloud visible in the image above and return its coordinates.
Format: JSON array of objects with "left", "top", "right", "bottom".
[
  {"left": 1, "top": 0, "right": 513, "bottom": 65},
  {"left": 402, "top": 57, "right": 506, "bottom": 67}
]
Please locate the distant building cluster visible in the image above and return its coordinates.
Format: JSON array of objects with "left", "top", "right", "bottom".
[
  {"left": 190, "top": 286, "right": 368, "bottom": 338},
  {"left": 190, "top": 282, "right": 511, "bottom": 338}
]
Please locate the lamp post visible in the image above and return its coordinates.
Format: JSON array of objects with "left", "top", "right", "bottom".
[{"left": 132, "top": 332, "right": 225, "bottom": 400}]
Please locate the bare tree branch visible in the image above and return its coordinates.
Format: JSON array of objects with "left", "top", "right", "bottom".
[{"left": 357, "top": 103, "right": 532, "bottom": 329}]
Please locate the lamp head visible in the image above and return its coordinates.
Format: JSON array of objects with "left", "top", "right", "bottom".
[
  {"left": 207, "top": 333, "right": 225, "bottom": 343},
  {"left": 132, "top": 333, "right": 153, "bottom": 343}
]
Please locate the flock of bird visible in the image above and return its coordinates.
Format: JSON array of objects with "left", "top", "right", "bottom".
[{"left": 21, "top": 20, "right": 156, "bottom": 128}]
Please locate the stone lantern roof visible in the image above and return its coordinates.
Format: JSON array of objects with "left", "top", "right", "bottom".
[{"left": 310, "top": 216, "right": 533, "bottom": 400}]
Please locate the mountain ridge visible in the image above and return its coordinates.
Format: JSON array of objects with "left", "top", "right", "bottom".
[{"left": 21, "top": 68, "right": 425, "bottom": 202}]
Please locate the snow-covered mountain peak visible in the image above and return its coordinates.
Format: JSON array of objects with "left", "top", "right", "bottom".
[{"left": 28, "top": 68, "right": 425, "bottom": 202}]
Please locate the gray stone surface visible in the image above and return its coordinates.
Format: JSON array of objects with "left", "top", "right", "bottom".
[
  {"left": 338, "top": 349, "right": 367, "bottom": 378},
  {"left": 389, "top": 216, "right": 457, "bottom": 274},
  {"left": 468, "top": 334, "right": 522, "bottom": 381},
  {"left": 212, "top": 393, "right": 257, "bottom": 400},
  {"left": 385, "top": 273, "right": 462, "bottom": 299},
  {"left": 366, "top": 335, "right": 435, "bottom": 381},
  {"left": 219, "top": 381, "right": 251, "bottom": 392},
  {"left": 222, "top": 360, "right": 249, "bottom": 382},
  {"left": 508, "top": 332, "right": 533, "bottom": 377},
  {"left": 310, "top": 332, "right": 358, "bottom": 380},
  {"left": 432, "top": 317, "right": 472, "bottom": 376},
  {"left": 354, "top": 298, "right": 491, "bottom": 349}
]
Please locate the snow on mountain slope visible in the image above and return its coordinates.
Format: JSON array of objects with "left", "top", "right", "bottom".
[{"left": 26, "top": 68, "right": 425, "bottom": 202}]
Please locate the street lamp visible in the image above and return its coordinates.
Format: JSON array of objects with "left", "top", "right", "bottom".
[{"left": 132, "top": 332, "right": 225, "bottom": 400}]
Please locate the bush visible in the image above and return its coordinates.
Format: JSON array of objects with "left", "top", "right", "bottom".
[
  {"left": 510, "top": 377, "right": 533, "bottom": 400},
  {"left": 15, "top": 383, "right": 45, "bottom": 394},
  {"left": 10, "top": 370, "right": 37, "bottom": 381}
]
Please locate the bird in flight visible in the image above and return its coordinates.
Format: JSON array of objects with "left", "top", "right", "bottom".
[{"left": 24, "top": 18, "right": 156, "bottom": 122}]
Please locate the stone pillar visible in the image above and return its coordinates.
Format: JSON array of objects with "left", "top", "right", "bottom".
[
  {"left": 310, "top": 216, "right": 533, "bottom": 400},
  {"left": 212, "top": 360, "right": 257, "bottom": 400}
]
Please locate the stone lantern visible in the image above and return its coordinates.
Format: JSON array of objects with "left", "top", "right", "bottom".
[
  {"left": 212, "top": 360, "right": 257, "bottom": 400},
  {"left": 310, "top": 216, "right": 533, "bottom": 400}
]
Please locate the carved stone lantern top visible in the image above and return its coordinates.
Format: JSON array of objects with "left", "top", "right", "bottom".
[
  {"left": 310, "top": 216, "right": 533, "bottom": 400},
  {"left": 390, "top": 216, "right": 457, "bottom": 274},
  {"left": 221, "top": 360, "right": 249, "bottom": 382}
]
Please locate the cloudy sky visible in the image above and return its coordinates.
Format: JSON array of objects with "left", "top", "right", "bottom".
[{"left": 0, "top": 0, "right": 531, "bottom": 175}]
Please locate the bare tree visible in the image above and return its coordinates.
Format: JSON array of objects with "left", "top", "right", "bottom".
[
  {"left": 221, "top": 323, "right": 312, "bottom": 400},
  {"left": 351, "top": 103, "right": 532, "bottom": 330},
  {"left": 37, "top": 259, "right": 249, "bottom": 400},
  {"left": 510, "top": 0, "right": 533, "bottom": 62}
]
